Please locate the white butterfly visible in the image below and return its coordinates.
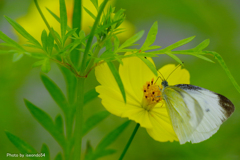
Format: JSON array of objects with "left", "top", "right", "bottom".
[{"left": 159, "top": 73, "right": 235, "bottom": 144}]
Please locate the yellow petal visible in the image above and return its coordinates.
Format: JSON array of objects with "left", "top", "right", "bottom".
[
  {"left": 146, "top": 103, "right": 178, "bottom": 142},
  {"left": 158, "top": 64, "right": 190, "bottom": 85},
  {"left": 119, "top": 55, "right": 157, "bottom": 102},
  {"left": 96, "top": 85, "right": 152, "bottom": 128}
]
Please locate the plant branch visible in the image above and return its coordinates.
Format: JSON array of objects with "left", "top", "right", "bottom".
[
  {"left": 80, "top": 0, "right": 109, "bottom": 75},
  {"left": 119, "top": 123, "right": 140, "bottom": 160},
  {"left": 34, "top": 0, "right": 63, "bottom": 49}
]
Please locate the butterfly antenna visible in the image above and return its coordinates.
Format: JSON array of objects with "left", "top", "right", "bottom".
[
  {"left": 166, "top": 62, "right": 184, "bottom": 81},
  {"left": 155, "top": 70, "right": 165, "bottom": 84}
]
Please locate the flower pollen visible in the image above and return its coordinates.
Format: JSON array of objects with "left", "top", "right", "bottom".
[{"left": 142, "top": 78, "right": 162, "bottom": 111}]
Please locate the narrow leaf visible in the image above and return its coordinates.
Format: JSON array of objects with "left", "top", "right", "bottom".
[
  {"left": 94, "top": 149, "right": 116, "bottom": 159},
  {"left": 4, "top": 16, "right": 41, "bottom": 47},
  {"left": 137, "top": 56, "right": 158, "bottom": 76},
  {"left": 41, "top": 30, "right": 48, "bottom": 52},
  {"left": 63, "top": 28, "right": 77, "bottom": 45},
  {"left": 119, "top": 30, "right": 144, "bottom": 50},
  {"left": 41, "top": 58, "right": 51, "bottom": 73},
  {"left": 47, "top": 31, "right": 54, "bottom": 54},
  {"left": 96, "top": 120, "right": 131, "bottom": 150},
  {"left": 41, "top": 74, "right": 68, "bottom": 113},
  {"left": 84, "top": 141, "right": 94, "bottom": 160},
  {"left": 114, "top": 36, "right": 120, "bottom": 52},
  {"left": 0, "top": 31, "right": 24, "bottom": 51},
  {"left": 206, "top": 51, "right": 240, "bottom": 93},
  {"left": 59, "top": 0, "right": 67, "bottom": 39},
  {"left": 194, "top": 54, "right": 214, "bottom": 63},
  {"left": 12, "top": 53, "right": 23, "bottom": 62},
  {"left": 194, "top": 39, "right": 210, "bottom": 51},
  {"left": 107, "top": 61, "right": 126, "bottom": 103},
  {"left": 55, "top": 114, "right": 64, "bottom": 135},
  {"left": 84, "top": 88, "right": 99, "bottom": 105},
  {"left": 165, "top": 52, "right": 183, "bottom": 65},
  {"left": 24, "top": 99, "right": 65, "bottom": 147},
  {"left": 30, "top": 52, "right": 47, "bottom": 59},
  {"left": 24, "top": 44, "right": 43, "bottom": 50},
  {"left": 90, "top": 0, "right": 98, "bottom": 10},
  {"left": 5, "top": 131, "right": 38, "bottom": 154},
  {"left": 164, "top": 36, "right": 195, "bottom": 51},
  {"left": 141, "top": 21, "right": 158, "bottom": 50},
  {"left": 41, "top": 144, "right": 50, "bottom": 160},
  {"left": 32, "top": 60, "right": 44, "bottom": 68},
  {"left": 82, "top": 111, "right": 110, "bottom": 136},
  {"left": 84, "top": 7, "right": 96, "bottom": 20},
  {"left": 54, "top": 153, "right": 63, "bottom": 160}
]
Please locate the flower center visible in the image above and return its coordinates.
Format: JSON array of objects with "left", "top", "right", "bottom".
[{"left": 142, "top": 78, "right": 162, "bottom": 111}]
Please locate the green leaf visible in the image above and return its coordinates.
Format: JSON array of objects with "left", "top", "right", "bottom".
[
  {"left": 41, "top": 144, "right": 50, "bottom": 160},
  {"left": 165, "top": 52, "right": 183, "bottom": 65},
  {"left": 96, "top": 120, "right": 131, "bottom": 151},
  {"left": 90, "top": 0, "right": 98, "bottom": 10},
  {"left": 55, "top": 114, "right": 64, "bottom": 135},
  {"left": 41, "top": 74, "right": 68, "bottom": 113},
  {"left": 118, "top": 30, "right": 144, "bottom": 50},
  {"left": 32, "top": 60, "right": 44, "bottom": 68},
  {"left": 206, "top": 51, "right": 240, "bottom": 93},
  {"left": 107, "top": 61, "right": 126, "bottom": 103},
  {"left": 4, "top": 16, "right": 41, "bottom": 47},
  {"left": 47, "top": 31, "right": 54, "bottom": 55},
  {"left": 84, "top": 7, "right": 96, "bottom": 20},
  {"left": 163, "top": 36, "right": 195, "bottom": 51},
  {"left": 137, "top": 56, "right": 158, "bottom": 76},
  {"left": 84, "top": 88, "right": 99, "bottom": 105},
  {"left": 114, "top": 36, "right": 120, "bottom": 52},
  {"left": 41, "top": 30, "right": 48, "bottom": 52},
  {"left": 194, "top": 39, "right": 210, "bottom": 51},
  {"left": 0, "top": 31, "right": 24, "bottom": 51},
  {"left": 12, "top": 53, "right": 23, "bottom": 62},
  {"left": 141, "top": 45, "right": 161, "bottom": 51},
  {"left": 59, "top": 0, "right": 67, "bottom": 39},
  {"left": 30, "top": 52, "right": 47, "bottom": 59},
  {"left": 24, "top": 99, "right": 65, "bottom": 147},
  {"left": 94, "top": 149, "right": 116, "bottom": 159},
  {"left": 54, "top": 153, "right": 63, "bottom": 160},
  {"left": 5, "top": 131, "right": 39, "bottom": 158},
  {"left": 46, "top": 8, "right": 76, "bottom": 36},
  {"left": 141, "top": 21, "right": 158, "bottom": 50},
  {"left": 193, "top": 54, "right": 214, "bottom": 63},
  {"left": 84, "top": 141, "right": 94, "bottom": 160},
  {"left": 63, "top": 28, "right": 77, "bottom": 45},
  {"left": 24, "top": 44, "right": 43, "bottom": 50},
  {"left": 53, "top": 29, "right": 62, "bottom": 45},
  {"left": 82, "top": 111, "right": 110, "bottom": 136},
  {"left": 41, "top": 58, "right": 51, "bottom": 73}
]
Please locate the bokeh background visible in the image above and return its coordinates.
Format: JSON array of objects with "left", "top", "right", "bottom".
[{"left": 1, "top": 0, "right": 240, "bottom": 159}]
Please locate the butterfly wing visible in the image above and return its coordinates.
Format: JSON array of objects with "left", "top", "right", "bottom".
[
  {"left": 162, "top": 86, "right": 204, "bottom": 144},
  {"left": 163, "top": 84, "right": 235, "bottom": 144},
  {"left": 175, "top": 84, "right": 235, "bottom": 143}
]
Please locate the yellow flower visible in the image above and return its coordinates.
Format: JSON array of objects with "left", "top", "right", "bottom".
[
  {"left": 16, "top": 0, "right": 134, "bottom": 44},
  {"left": 95, "top": 56, "right": 190, "bottom": 142}
]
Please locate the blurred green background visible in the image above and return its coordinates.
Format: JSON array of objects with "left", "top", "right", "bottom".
[{"left": 1, "top": 0, "right": 240, "bottom": 159}]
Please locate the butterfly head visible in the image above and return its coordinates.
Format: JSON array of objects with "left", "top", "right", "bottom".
[{"left": 161, "top": 80, "right": 168, "bottom": 88}]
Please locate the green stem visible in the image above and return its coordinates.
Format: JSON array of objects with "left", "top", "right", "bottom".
[
  {"left": 84, "top": 43, "right": 102, "bottom": 76},
  {"left": 73, "top": 77, "right": 85, "bottom": 160},
  {"left": 71, "top": 0, "right": 82, "bottom": 67},
  {"left": 33, "top": 0, "right": 63, "bottom": 49},
  {"left": 80, "top": 0, "right": 109, "bottom": 75},
  {"left": 119, "top": 123, "right": 140, "bottom": 160}
]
